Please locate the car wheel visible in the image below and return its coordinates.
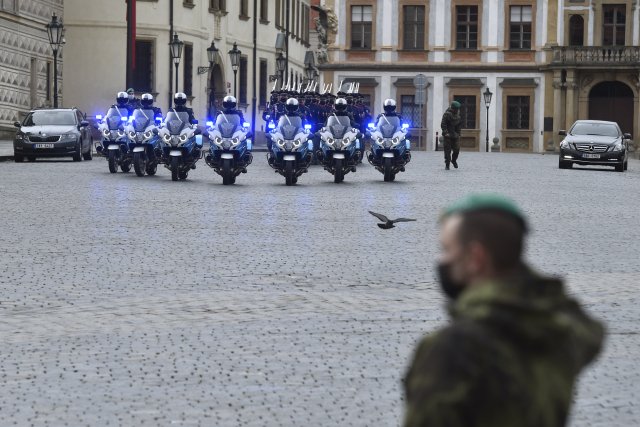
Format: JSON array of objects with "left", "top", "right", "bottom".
[
  {"left": 615, "top": 162, "right": 624, "bottom": 172},
  {"left": 14, "top": 155, "right": 24, "bottom": 163},
  {"left": 83, "top": 141, "right": 93, "bottom": 160},
  {"left": 73, "top": 144, "right": 82, "bottom": 162},
  {"left": 559, "top": 159, "right": 572, "bottom": 169}
]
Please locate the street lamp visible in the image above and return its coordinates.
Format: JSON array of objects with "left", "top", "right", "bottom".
[
  {"left": 483, "top": 87, "right": 493, "bottom": 152},
  {"left": 276, "top": 52, "right": 286, "bottom": 89},
  {"left": 170, "top": 33, "right": 184, "bottom": 97},
  {"left": 228, "top": 42, "right": 241, "bottom": 99},
  {"left": 45, "top": 13, "right": 65, "bottom": 108},
  {"left": 198, "top": 40, "right": 219, "bottom": 75}
]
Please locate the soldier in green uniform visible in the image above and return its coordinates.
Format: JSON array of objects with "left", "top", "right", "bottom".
[
  {"left": 440, "top": 101, "right": 462, "bottom": 170},
  {"left": 403, "top": 194, "right": 605, "bottom": 427}
]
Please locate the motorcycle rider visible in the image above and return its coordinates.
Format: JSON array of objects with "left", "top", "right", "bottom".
[
  {"left": 173, "top": 92, "right": 197, "bottom": 124},
  {"left": 377, "top": 98, "right": 403, "bottom": 121},
  {"left": 218, "top": 95, "right": 245, "bottom": 124},
  {"left": 115, "top": 91, "right": 133, "bottom": 115},
  {"left": 332, "top": 98, "right": 359, "bottom": 128},
  {"left": 139, "top": 93, "right": 163, "bottom": 117}
]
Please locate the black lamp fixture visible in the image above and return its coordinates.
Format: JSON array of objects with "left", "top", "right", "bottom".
[
  {"left": 45, "top": 12, "right": 65, "bottom": 108},
  {"left": 483, "top": 87, "right": 493, "bottom": 152},
  {"left": 198, "top": 40, "right": 219, "bottom": 75},
  {"left": 228, "top": 42, "right": 241, "bottom": 98},
  {"left": 170, "top": 33, "right": 184, "bottom": 95}
]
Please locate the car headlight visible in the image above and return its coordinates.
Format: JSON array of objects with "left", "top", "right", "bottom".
[
  {"left": 128, "top": 131, "right": 136, "bottom": 139},
  {"left": 60, "top": 133, "right": 76, "bottom": 142},
  {"left": 611, "top": 142, "right": 624, "bottom": 152},
  {"left": 560, "top": 140, "right": 571, "bottom": 149},
  {"left": 15, "top": 133, "right": 24, "bottom": 141}
]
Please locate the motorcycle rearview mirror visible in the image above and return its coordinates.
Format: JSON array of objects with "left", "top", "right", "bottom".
[
  {"left": 13, "top": 121, "right": 21, "bottom": 128},
  {"left": 558, "top": 130, "right": 567, "bottom": 136},
  {"left": 624, "top": 133, "right": 632, "bottom": 140}
]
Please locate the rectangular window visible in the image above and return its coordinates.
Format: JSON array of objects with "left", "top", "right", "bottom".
[
  {"left": 240, "top": 0, "right": 249, "bottom": 17},
  {"left": 275, "top": 0, "right": 281, "bottom": 27},
  {"left": 403, "top": 5, "right": 425, "bottom": 50},
  {"left": 455, "top": 5, "right": 478, "bottom": 49},
  {"left": 304, "top": 5, "right": 310, "bottom": 43},
  {"left": 184, "top": 0, "right": 194, "bottom": 6},
  {"left": 0, "top": 0, "right": 17, "bottom": 13},
  {"left": 400, "top": 95, "right": 422, "bottom": 127},
  {"left": 603, "top": 4, "right": 626, "bottom": 46},
  {"left": 183, "top": 44, "right": 193, "bottom": 97},
  {"left": 506, "top": 96, "right": 530, "bottom": 129},
  {"left": 453, "top": 95, "right": 477, "bottom": 129},
  {"left": 259, "top": 59, "right": 268, "bottom": 107},
  {"left": 260, "top": 0, "right": 269, "bottom": 22},
  {"left": 133, "top": 39, "right": 154, "bottom": 93},
  {"left": 210, "top": 0, "right": 226, "bottom": 12},
  {"left": 239, "top": 56, "right": 248, "bottom": 105},
  {"left": 351, "top": 5, "right": 373, "bottom": 49},
  {"left": 296, "top": 0, "right": 301, "bottom": 39},
  {"left": 509, "top": 5, "right": 532, "bottom": 49},
  {"left": 46, "top": 61, "right": 51, "bottom": 101}
]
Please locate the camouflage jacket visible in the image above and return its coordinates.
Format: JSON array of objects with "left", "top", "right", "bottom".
[
  {"left": 441, "top": 108, "right": 462, "bottom": 139},
  {"left": 403, "top": 266, "right": 604, "bottom": 427}
]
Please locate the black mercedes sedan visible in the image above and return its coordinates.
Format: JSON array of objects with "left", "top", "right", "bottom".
[
  {"left": 558, "top": 120, "right": 629, "bottom": 172},
  {"left": 13, "top": 108, "right": 93, "bottom": 162}
]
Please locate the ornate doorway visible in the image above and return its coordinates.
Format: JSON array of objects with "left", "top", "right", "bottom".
[{"left": 588, "top": 81, "right": 634, "bottom": 133}]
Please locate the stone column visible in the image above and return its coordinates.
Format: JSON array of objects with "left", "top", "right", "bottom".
[
  {"left": 565, "top": 70, "right": 577, "bottom": 129},
  {"left": 552, "top": 71, "right": 563, "bottom": 150}
]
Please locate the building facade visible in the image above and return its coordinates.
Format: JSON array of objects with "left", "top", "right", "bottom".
[
  {"left": 317, "top": 0, "right": 640, "bottom": 153},
  {"left": 0, "top": 0, "right": 64, "bottom": 139},
  {"left": 63, "top": 0, "right": 313, "bottom": 131}
]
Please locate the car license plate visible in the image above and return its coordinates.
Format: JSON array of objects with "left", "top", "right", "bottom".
[
  {"left": 583, "top": 153, "right": 600, "bottom": 159},
  {"left": 34, "top": 143, "right": 54, "bottom": 149}
]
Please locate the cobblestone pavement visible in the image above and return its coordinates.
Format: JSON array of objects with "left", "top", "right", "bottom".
[{"left": 0, "top": 152, "right": 638, "bottom": 426}]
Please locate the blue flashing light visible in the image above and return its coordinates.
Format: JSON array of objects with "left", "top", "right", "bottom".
[
  {"left": 206, "top": 121, "right": 213, "bottom": 127},
  {"left": 243, "top": 122, "right": 250, "bottom": 128},
  {"left": 406, "top": 141, "right": 411, "bottom": 150},
  {"left": 121, "top": 116, "right": 128, "bottom": 122},
  {"left": 367, "top": 122, "right": 375, "bottom": 129},
  {"left": 155, "top": 116, "right": 162, "bottom": 122},
  {"left": 304, "top": 124, "right": 312, "bottom": 130},
  {"left": 402, "top": 123, "right": 410, "bottom": 130},
  {"left": 247, "top": 140, "right": 253, "bottom": 150},
  {"left": 307, "top": 141, "right": 313, "bottom": 151},
  {"left": 96, "top": 115, "right": 103, "bottom": 120},
  {"left": 268, "top": 122, "right": 276, "bottom": 129}
]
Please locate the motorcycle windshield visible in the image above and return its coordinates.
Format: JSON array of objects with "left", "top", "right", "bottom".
[
  {"left": 164, "top": 111, "right": 190, "bottom": 135},
  {"left": 277, "top": 115, "right": 302, "bottom": 140},
  {"left": 132, "top": 109, "right": 154, "bottom": 132},
  {"left": 105, "top": 107, "right": 127, "bottom": 130},
  {"left": 215, "top": 113, "right": 241, "bottom": 138},
  {"left": 326, "top": 115, "right": 352, "bottom": 139},
  {"left": 376, "top": 116, "right": 400, "bottom": 138}
]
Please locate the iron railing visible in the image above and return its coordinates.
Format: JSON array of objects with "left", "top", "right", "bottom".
[{"left": 552, "top": 46, "right": 640, "bottom": 65}]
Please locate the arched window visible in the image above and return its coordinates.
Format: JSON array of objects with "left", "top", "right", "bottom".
[{"left": 569, "top": 15, "right": 584, "bottom": 46}]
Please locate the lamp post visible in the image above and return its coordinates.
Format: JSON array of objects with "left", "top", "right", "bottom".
[
  {"left": 276, "top": 52, "right": 286, "bottom": 89},
  {"left": 45, "top": 13, "right": 65, "bottom": 108},
  {"left": 483, "top": 87, "right": 493, "bottom": 152},
  {"left": 169, "top": 33, "right": 184, "bottom": 100},
  {"left": 228, "top": 42, "right": 241, "bottom": 99}
]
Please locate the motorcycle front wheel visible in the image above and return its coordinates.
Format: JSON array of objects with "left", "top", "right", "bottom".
[
  {"left": 133, "top": 152, "right": 146, "bottom": 177},
  {"left": 285, "top": 160, "right": 295, "bottom": 186},
  {"left": 171, "top": 156, "right": 180, "bottom": 181},
  {"left": 334, "top": 158, "right": 344, "bottom": 183},
  {"left": 222, "top": 158, "right": 234, "bottom": 185},
  {"left": 383, "top": 157, "right": 395, "bottom": 182},
  {"left": 108, "top": 151, "right": 118, "bottom": 173}
]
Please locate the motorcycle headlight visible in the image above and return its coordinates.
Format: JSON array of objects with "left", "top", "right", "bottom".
[
  {"left": 277, "top": 139, "right": 285, "bottom": 148},
  {"left": 144, "top": 131, "right": 153, "bottom": 140},
  {"left": 294, "top": 139, "right": 301, "bottom": 147},
  {"left": 102, "top": 129, "right": 110, "bottom": 137},
  {"left": 327, "top": 137, "right": 334, "bottom": 145},
  {"left": 342, "top": 137, "right": 352, "bottom": 146},
  {"left": 179, "top": 134, "right": 188, "bottom": 143},
  {"left": 162, "top": 133, "right": 171, "bottom": 142},
  {"left": 392, "top": 137, "right": 400, "bottom": 145},
  {"left": 232, "top": 137, "right": 240, "bottom": 146},
  {"left": 128, "top": 131, "right": 136, "bottom": 139},
  {"left": 376, "top": 137, "right": 384, "bottom": 145}
]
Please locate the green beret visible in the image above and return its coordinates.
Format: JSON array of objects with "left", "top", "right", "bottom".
[
  {"left": 451, "top": 100, "right": 461, "bottom": 109},
  {"left": 442, "top": 194, "right": 527, "bottom": 228}
]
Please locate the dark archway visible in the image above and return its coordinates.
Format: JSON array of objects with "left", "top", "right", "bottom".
[
  {"left": 569, "top": 15, "right": 584, "bottom": 46},
  {"left": 589, "top": 81, "right": 634, "bottom": 133},
  {"left": 208, "top": 63, "right": 225, "bottom": 120}
]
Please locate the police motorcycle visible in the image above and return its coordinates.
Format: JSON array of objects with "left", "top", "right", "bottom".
[
  {"left": 125, "top": 97, "right": 164, "bottom": 177},
  {"left": 205, "top": 113, "right": 253, "bottom": 185},
  {"left": 316, "top": 99, "right": 362, "bottom": 183},
  {"left": 159, "top": 110, "right": 202, "bottom": 181},
  {"left": 95, "top": 92, "right": 133, "bottom": 173},
  {"left": 367, "top": 99, "right": 411, "bottom": 182},
  {"left": 266, "top": 98, "right": 313, "bottom": 186}
]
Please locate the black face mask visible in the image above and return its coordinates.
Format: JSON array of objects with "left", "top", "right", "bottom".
[{"left": 437, "top": 262, "right": 466, "bottom": 300}]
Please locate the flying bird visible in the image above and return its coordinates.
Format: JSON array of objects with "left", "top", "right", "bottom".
[{"left": 369, "top": 211, "right": 417, "bottom": 229}]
